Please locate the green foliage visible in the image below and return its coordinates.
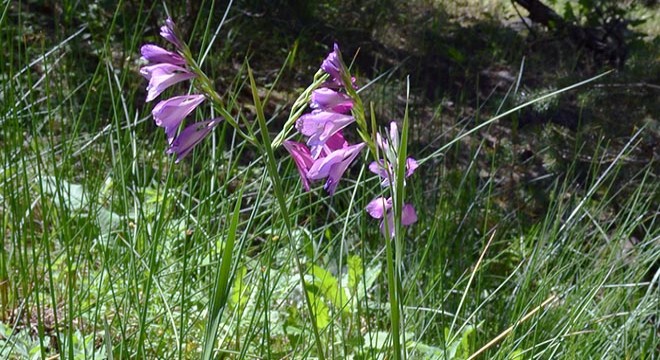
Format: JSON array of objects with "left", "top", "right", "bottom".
[
  {"left": 307, "top": 291, "right": 331, "bottom": 330},
  {"left": 561, "top": 0, "right": 643, "bottom": 28},
  {"left": 308, "top": 264, "right": 349, "bottom": 314},
  {"left": 0, "top": 323, "right": 49, "bottom": 360},
  {"left": 407, "top": 325, "right": 476, "bottom": 360},
  {"left": 0, "top": 324, "right": 105, "bottom": 360},
  {"left": 1, "top": 1, "right": 657, "bottom": 359}
]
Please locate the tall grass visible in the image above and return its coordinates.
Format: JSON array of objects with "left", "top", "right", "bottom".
[{"left": 1, "top": 1, "right": 657, "bottom": 359}]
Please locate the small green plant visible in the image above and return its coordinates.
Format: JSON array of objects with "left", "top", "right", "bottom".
[{"left": 1, "top": 2, "right": 657, "bottom": 359}]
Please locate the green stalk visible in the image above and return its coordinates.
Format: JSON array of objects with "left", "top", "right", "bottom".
[
  {"left": 247, "top": 64, "right": 327, "bottom": 360},
  {"left": 384, "top": 228, "right": 402, "bottom": 360},
  {"left": 189, "top": 64, "right": 258, "bottom": 147},
  {"left": 391, "top": 79, "right": 414, "bottom": 360},
  {"left": 335, "top": 47, "right": 376, "bottom": 156},
  {"left": 201, "top": 181, "right": 245, "bottom": 360},
  {"left": 271, "top": 70, "right": 328, "bottom": 149},
  {"left": 173, "top": 19, "right": 258, "bottom": 147}
]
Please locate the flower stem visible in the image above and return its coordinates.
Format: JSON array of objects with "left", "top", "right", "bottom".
[
  {"left": 186, "top": 57, "right": 259, "bottom": 147},
  {"left": 248, "top": 65, "right": 327, "bottom": 360},
  {"left": 385, "top": 235, "right": 403, "bottom": 360}
]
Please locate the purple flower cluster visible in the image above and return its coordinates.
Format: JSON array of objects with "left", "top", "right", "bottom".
[
  {"left": 366, "top": 122, "right": 419, "bottom": 238},
  {"left": 140, "top": 18, "right": 220, "bottom": 162},
  {"left": 283, "top": 44, "right": 366, "bottom": 195}
]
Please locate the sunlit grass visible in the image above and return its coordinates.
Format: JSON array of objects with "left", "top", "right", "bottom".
[{"left": 1, "top": 1, "right": 658, "bottom": 359}]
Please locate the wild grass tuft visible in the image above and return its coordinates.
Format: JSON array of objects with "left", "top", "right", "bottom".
[{"left": 1, "top": 2, "right": 657, "bottom": 360}]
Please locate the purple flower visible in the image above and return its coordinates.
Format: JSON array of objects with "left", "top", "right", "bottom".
[
  {"left": 321, "top": 76, "right": 358, "bottom": 91},
  {"left": 366, "top": 196, "right": 390, "bottom": 218},
  {"left": 309, "top": 130, "right": 350, "bottom": 162},
  {"left": 369, "top": 122, "right": 419, "bottom": 186},
  {"left": 321, "top": 43, "right": 343, "bottom": 84},
  {"left": 366, "top": 121, "right": 419, "bottom": 237},
  {"left": 368, "top": 160, "right": 391, "bottom": 186},
  {"left": 382, "top": 204, "right": 417, "bottom": 239},
  {"left": 319, "top": 44, "right": 358, "bottom": 89},
  {"left": 405, "top": 158, "right": 419, "bottom": 177},
  {"left": 141, "top": 44, "right": 186, "bottom": 65},
  {"left": 283, "top": 141, "right": 315, "bottom": 191},
  {"left": 322, "top": 131, "right": 349, "bottom": 153},
  {"left": 369, "top": 157, "right": 419, "bottom": 187},
  {"left": 152, "top": 95, "right": 205, "bottom": 144},
  {"left": 295, "top": 110, "right": 355, "bottom": 158},
  {"left": 375, "top": 122, "right": 400, "bottom": 154},
  {"left": 160, "top": 17, "right": 183, "bottom": 49},
  {"left": 310, "top": 88, "right": 353, "bottom": 113},
  {"left": 366, "top": 196, "right": 417, "bottom": 238},
  {"left": 140, "top": 63, "right": 196, "bottom": 102},
  {"left": 307, "top": 142, "right": 366, "bottom": 195},
  {"left": 167, "top": 119, "right": 220, "bottom": 162}
]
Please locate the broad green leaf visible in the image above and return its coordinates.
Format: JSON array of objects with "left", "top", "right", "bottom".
[
  {"left": 364, "top": 331, "right": 391, "bottom": 351},
  {"left": 41, "top": 176, "right": 124, "bottom": 235},
  {"left": 444, "top": 325, "right": 474, "bottom": 359},
  {"left": 365, "top": 331, "right": 416, "bottom": 352},
  {"left": 310, "top": 264, "right": 349, "bottom": 314},
  {"left": 307, "top": 291, "right": 330, "bottom": 329},
  {"left": 457, "top": 325, "right": 475, "bottom": 358}
]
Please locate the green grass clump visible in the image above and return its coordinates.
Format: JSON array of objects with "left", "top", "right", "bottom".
[{"left": 1, "top": 1, "right": 657, "bottom": 359}]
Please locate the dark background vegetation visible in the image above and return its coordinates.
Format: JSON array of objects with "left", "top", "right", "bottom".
[
  {"left": 1, "top": 4, "right": 654, "bottom": 271},
  {"left": 6, "top": 0, "right": 659, "bottom": 229},
  {"left": 2, "top": 1, "right": 658, "bottom": 357}
]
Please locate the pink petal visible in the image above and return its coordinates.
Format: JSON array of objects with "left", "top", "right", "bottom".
[
  {"left": 152, "top": 95, "right": 205, "bottom": 143},
  {"left": 366, "top": 197, "right": 392, "bottom": 219},
  {"left": 369, "top": 160, "right": 392, "bottom": 186},
  {"left": 307, "top": 142, "right": 365, "bottom": 195},
  {"left": 283, "top": 141, "right": 314, "bottom": 192},
  {"left": 323, "top": 131, "right": 348, "bottom": 152},
  {"left": 307, "top": 148, "right": 345, "bottom": 180},
  {"left": 160, "top": 18, "right": 183, "bottom": 49},
  {"left": 295, "top": 111, "right": 353, "bottom": 138},
  {"left": 388, "top": 122, "right": 400, "bottom": 150},
  {"left": 321, "top": 43, "right": 342, "bottom": 84},
  {"left": 373, "top": 202, "right": 417, "bottom": 238},
  {"left": 295, "top": 110, "right": 355, "bottom": 158},
  {"left": 167, "top": 119, "right": 220, "bottom": 162},
  {"left": 375, "top": 132, "right": 388, "bottom": 151},
  {"left": 140, "top": 63, "right": 196, "bottom": 102},
  {"left": 381, "top": 213, "right": 396, "bottom": 239},
  {"left": 379, "top": 204, "right": 417, "bottom": 239},
  {"left": 324, "top": 142, "right": 366, "bottom": 195},
  {"left": 406, "top": 157, "right": 419, "bottom": 177},
  {"left": 401, "top": 204, "right": 418, "bottom": 226},
  {"left": 310, "top": 88, "right": 353, "bottom": 113},
  {"left": 140, "top": 44, "right": 186, "bottom": 65}
]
